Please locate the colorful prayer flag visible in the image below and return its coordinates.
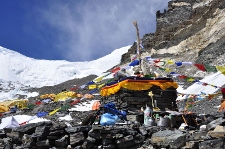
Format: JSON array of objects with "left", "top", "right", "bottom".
[
  {"left": 205, "top": 65, "right": 217, "bottom": 73},
  {"left": 194, "top": 64, "right": 206, "bottom": 71},
  {"left": 216, "top": 66, "right": 225, "bottom": 75},
  {"left": 49, "top": 108, "right": 61, "bottom": 115}
]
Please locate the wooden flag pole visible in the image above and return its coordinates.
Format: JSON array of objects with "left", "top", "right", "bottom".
[{"left": 132, "top": 20, "right": 141, "bottom": 70}]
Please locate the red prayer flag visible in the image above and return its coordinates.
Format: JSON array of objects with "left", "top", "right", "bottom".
[
  {"left": 194, "top": 64, "right": 206, "bottom": 71},
  {"left": 70, "top": 86, "right": 79, "bottom": 91},
  {"left": 111, "top": 67, "right": 120, "bottom": 73},
  {"left": 178, "top": 75, "right": 187, "bottom": 79},
  {"left": 153, "top": 59, "right": 160, "bottom": 63},
  {"left": 19, "top": 121, "right": 27, "bottom": 126},
  {"left": 222, "top": 88, "right": 225, "bottom": 94},
  {"left": 70, "top": 99, "right": 81, "bottom": 106},
  {"left": 35, "top": 101, "right": 42, "bottom": 105}
]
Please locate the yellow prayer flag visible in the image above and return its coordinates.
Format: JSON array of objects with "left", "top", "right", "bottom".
[
  {"left": 166, "top": 60, "right": 175, "bottom": 65},
  {"left": 216, "top": 66, "right": 225, "bottom": 75},
  {"left": 187, "top": 78, "right": 194, "bottom": 82},
  {"left": 49, "top": 108, "right": 60, "bottom": 115},
  {"left": 165, "top": 68, "right": 171, "bottom": 72},
  {"left": 88, "top": 84, "right": 97, "bottom": 89},
  {"left": 94, "top": 76, "right": 104, "bottom": 83},
  {"left": 98, "top": 83, "right": 105, "bottom": 89}
]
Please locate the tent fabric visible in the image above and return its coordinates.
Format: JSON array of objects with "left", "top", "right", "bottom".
[
  {"left": 0, "top": 99, "right": 27, "bottom": 110},
  {"left": 6, "top": 116, "right": 19, "bottom": 128},
  {"left": 92, "top": 101, "right": 100, "bottom": 110},
  {"left": 40, "top": 94, "right": 56, "bottom": 100},
  {"left": 0, "top": 105, "right": 9, "bottom": 113},
  {"left": 76, "top": 94, "right": 83, "bottom": 98},
  {"left": 100, "top": 79, "right": 178, "bottom": 96},
  {"left": 54, "top": 91, "right": 77, "bottom": 101},
  {"left": 84, "top": 94, "right": 94, "bottom": 99}
]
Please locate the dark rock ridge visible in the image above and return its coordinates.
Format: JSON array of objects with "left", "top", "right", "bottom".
[{"left": 120, "top": 0, "right": 225, "bottom": 72}]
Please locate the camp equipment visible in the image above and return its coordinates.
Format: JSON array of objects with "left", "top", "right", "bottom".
[
  {"left": 144, "top": 106, "right": 151, "bottom": 125},
  {"left": 148, "top": 117, "right": 157, "bottom": 126},
  {"left": 54, "top": 91, "right": 77, "bottom": 102},
  {"left": 0, "top": 99, "right": 28, "bottom": 113},
  {"left": 103, "top": 102, "right": 127, "bottom": 121},
  {"left": 157, "top": 117, "right": 171, "bottom": 127}
]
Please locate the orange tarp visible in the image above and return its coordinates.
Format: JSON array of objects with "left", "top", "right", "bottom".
[
  {"left": 100, "top": 79, "right": 178, "bottom": 96},
  {"left": 92, "top": 101, "right": 101, "bottom": 110}
]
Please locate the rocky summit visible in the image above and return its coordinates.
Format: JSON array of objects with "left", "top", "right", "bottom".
[{"left": 1, "top": 0, "right": 225, "bottom": 149}]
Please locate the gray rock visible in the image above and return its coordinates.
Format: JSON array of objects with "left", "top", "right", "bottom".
[
  {"left": 55, "top": 135, "right": 69, "bottom": 147},
  {"left": 207, "top": 117, "right": 225, "bottom": 130},
  {"left": 151, "top": 130, "right": 186, "bottom": 149},
  {"left": 199, "top": 138, "right": 225, "bottom": 149},
  {"left": 69, "top": 132, "right": 85, "bottom": 145}
]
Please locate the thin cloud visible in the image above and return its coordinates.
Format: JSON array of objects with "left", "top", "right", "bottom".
[{"left": 38, "top": 0, "right": 170, "bottom": 61}]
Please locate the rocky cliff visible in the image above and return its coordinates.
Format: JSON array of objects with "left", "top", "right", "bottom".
[{"left": 121, "top": 0, "right": 225, "bottom": 77}]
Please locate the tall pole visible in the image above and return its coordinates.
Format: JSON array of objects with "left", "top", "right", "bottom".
[{"left": 132, "top": 20, "right": 141, "bottom": 70}]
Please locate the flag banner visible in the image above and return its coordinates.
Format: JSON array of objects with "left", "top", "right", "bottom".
[
  {"left": 175, "top": 62, "right": 183, "bottom": 66},
  {"left": 49, "top": 108, "right": 61, "bottom": 115},
  {"left": 129, "top": 60, "right": 139, "bottom": 66},
  {"left": 94, "top": 76, "right": 104, "bottom": 83},
  {"left": 88, "top": 85, "right": 97, "bottom": 89},
  {"left": 194, "top": 64, "right": 206, "bottom": 71},
  {"left": 60, "top": 104, "right": 70, "bottom": 110},
  {"left": 166, "top": 60, "right": 175, "bottom": 65},
  {"left": 111, "top": 67, "right": 120, "bottom": 73},
  {"left": 79, "top": 84, "right": 87, "bottom": 89},
  {"left": 216, "top": 66, "right": 225, "bottom": 75},
  {"left": 182, "top": 62, "right": 193, "bottom": 65},
  {"left": 205, "top": 65, "right": 217, "bottom": 73},
  {"left": 37, "top": 112, "right": 49, "bottom": 118},
  {"left": 86, "top": 81, "right": 94, "bottom": 85}
]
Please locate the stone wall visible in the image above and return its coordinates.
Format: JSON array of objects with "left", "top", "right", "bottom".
[{"left": 1, "top": 116, "right": 225, "bottom": 149}]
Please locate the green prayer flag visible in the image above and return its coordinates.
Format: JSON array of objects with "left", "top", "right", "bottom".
[
  {"left": 60, "top": 104, "right": 70, "bottom": 110},
  {"left": 159, "top": 67, "right": 166, "bottom": 71},
  {"left": 27, "top": 104, "right": 35, "bottom": 109},
  {"left": 204, "top": 65, "right": 217, "bottom": 73}
]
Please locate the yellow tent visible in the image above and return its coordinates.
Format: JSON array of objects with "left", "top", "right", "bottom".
[
  {"left": 0, "top": 105, "right": 9, "bottom": 113},
  {"left": 0, "top": 99, "right": 28, "bottom": 113},
  {"left": 40, "top": 94, "right": 56, "bottom": 100},
  {"left": 54, "top": 91, "right": 77, "bottom": 102}
]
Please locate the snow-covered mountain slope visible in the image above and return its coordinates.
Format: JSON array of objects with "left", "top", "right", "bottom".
[{"left": 0, "top": 46, "right": 130, "bottom": 88}]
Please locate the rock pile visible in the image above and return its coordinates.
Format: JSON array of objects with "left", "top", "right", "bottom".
[{"left": 1, "top": 111, "right": 225, "bottom": 149}]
